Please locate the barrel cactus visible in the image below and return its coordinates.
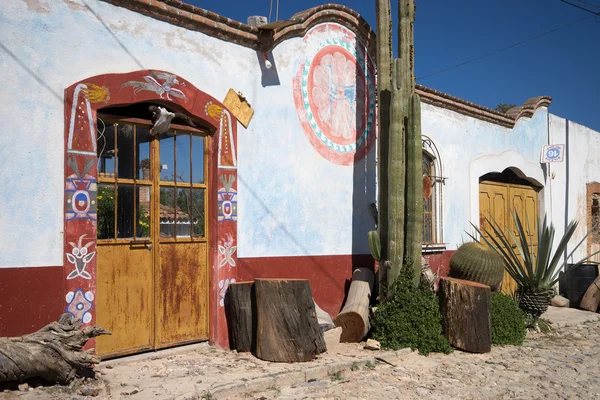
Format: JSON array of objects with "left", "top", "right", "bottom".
[{"left": 449, "top": 242, "right": 504, "bottom": 291}]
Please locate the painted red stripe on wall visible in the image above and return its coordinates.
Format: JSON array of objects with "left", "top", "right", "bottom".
[{"left": 0, "top": 266, "right": 64, "bottom": 337}]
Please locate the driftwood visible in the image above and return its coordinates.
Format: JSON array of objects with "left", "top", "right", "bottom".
[
  {"left": 225, "top": 282, "right": 256, "bottom": 352},
  {"left": 255, "top": 279, "right": 326, "bottom": 362},
  {"left": 580, "top": 276, "right": 600, "bottom": 312},
  {"left": 439, "top": 277, "right": 491, "bottom": 353},
  {"left": 334, "top": 268, "right": 375, "bottom": 342},
  {"left": 0, "top": 313, "right": 110, "bottom": 384}
]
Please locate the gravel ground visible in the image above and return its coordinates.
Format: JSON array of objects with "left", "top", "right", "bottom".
[
  {"left": 1, "top": 309, "right": 599, "bottom": 400},
  {"left": 239, "top": 320, "right": 600, "bottom": 400}
]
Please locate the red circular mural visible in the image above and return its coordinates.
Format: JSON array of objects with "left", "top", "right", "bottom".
[{"left": 293, "top": 25, "right": 376, "bottom": 165}]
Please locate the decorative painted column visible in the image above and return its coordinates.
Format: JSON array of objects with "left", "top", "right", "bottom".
[
  {"left": 205, "top": 102, "right": 239, "bottom": 347},
  {"left": 63, "top": 83, "right": 102, "bottom": 345}
]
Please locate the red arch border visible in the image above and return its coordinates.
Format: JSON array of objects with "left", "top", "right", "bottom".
[{"left": 63, "top": 70, "right": 237, "bottom": 350}]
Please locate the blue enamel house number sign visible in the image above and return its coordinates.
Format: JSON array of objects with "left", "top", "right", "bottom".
[{"left": 541, "top": 144, "right": 565, "bottom": 163}]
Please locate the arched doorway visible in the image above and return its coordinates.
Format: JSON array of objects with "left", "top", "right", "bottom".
[
  {"left": 63, "top": 71, "right": 238, "bottom": 357},
  {"left": 479, "top": 168, "right": 541, "bottom": 294}
]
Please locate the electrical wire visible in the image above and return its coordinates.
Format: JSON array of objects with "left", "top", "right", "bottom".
[
  {"left": 268, "top": 0, "right": 273, "bottom": 23},
  {"left": 417, "top": 14, "right": 593, "bottom": 81},
  {"left": 562, "top": 0, "right": 600, "bottom": 14},
  {"left": 276, "top": 0, "right": 279, "bottom": 22},
  {"left": 576, "top": 0, "right": 600, "bottom": 8}
]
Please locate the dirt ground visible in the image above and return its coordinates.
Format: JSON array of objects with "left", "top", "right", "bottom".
[{"left": 1, "top": 309, "right": 599, "bottom": 400}]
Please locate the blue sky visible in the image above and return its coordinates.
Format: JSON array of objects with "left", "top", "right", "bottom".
[{"left": 190, "top": 0, "right": 600, "bottom": 131}]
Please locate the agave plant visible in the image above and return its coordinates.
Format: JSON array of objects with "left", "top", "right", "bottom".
[{"left": 471, "top": 212, "right": 600, "bottom": 317}]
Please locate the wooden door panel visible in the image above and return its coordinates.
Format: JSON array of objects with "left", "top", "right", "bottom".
[
  {"left": 96, "top": 243, "right": 153, "bottom": 358},
  {"left": 156, "top": 242, "right": 209, "bottom": 348},
  {"left": 479, "top": 182, "right": 541, "bottom": 296},
  {"left": 479, "top": 182, "right": 508, "bottom": 235}
]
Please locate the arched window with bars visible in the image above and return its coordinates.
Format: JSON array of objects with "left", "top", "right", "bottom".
[{"left": 422, "top": 136, "right": 445, "bottom": 249}]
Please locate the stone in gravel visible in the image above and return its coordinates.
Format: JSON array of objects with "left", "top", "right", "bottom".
[
  {"left": 551, "top": 295, "right": 570, "bottom": 307},
  {"left": 323, "top": 327, "right": 342, "bottom": 351},
  {"left": 18, "top": 383, "right": 29, "bottom": 392},
  {"left": 364, "top": 339, "right": 381, "bottom": 351},
  {"left": 79, "top": 386, "right": 101, "bottom": 397}
]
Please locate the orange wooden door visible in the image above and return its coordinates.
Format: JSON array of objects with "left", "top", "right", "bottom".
[
  {"left": 155, "top": 131, "right": 209, "bottom": 348},
  {"left": 479, "top": 181, "right": 538, "bottom": 295},
  {"left": 96, "top": 118, "right": 209, "bottom": 358},
  {"left": 96, "top": 122, "right": 155, "bottom": 358}
]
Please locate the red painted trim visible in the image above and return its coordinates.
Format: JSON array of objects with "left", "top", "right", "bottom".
[
  {"left": 0, "top": 267, "right": 64, "bottom": 337},
  {"left": 62, "top": 70, "right": 236, "bottom": 350},
  {"left": 237, "top": 254, "right": 374, "bottom": 318}
]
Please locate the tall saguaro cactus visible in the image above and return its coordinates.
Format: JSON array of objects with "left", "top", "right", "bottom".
[{"left": 375, "top": 0, "right": 423, "bottom": 296}]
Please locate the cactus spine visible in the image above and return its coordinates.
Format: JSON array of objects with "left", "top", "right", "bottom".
[{"left": 376, "top": 0, "right": 423, "bottom": 296}]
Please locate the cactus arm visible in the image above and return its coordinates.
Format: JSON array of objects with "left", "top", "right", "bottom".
[
  {"left": 375, "top": 0, "right": 392, "bottom": 291},
  {"left": 368, "top": 230, "right": 382, "bottom": 261},
  {"left": 404, "top": 92, "right": 423, "bottom": 287},
  {"left": 387, "top": 58, "right": 406, "bottom": 299}
]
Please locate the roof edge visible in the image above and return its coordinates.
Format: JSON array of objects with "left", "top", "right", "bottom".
[
  {"left": 98, "top": 0, "right": 551, "bottom": 129},
  {"left": 417, "top": 85, "right": 552, "bottom": 128}
]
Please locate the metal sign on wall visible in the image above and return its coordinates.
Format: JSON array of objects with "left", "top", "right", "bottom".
[{"left": 540, "top": 144, "right": 565, "bottom": 163}]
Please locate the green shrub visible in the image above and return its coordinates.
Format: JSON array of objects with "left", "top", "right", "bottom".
[
  {"left": 490, "top": 292, "right": 526, "bottom": 345},
  {"left": 371, "top": 266, "right": 452, "bottom": 355}
]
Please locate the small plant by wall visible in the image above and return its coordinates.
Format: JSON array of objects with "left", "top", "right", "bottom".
[
  {"left": 490, "top": 292, "right": 526, "bottom": 346},
  {"left": 371, "top": 266, "right": 452, "bottom": 355}
]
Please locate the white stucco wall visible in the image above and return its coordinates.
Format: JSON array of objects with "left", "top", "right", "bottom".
[
  {"left": 0, "top": 0, "right": 253, "bottom": 267},
  {"left": 237, "top": 24, "right": 377, "bottom": 258},
  {"left": 549, "top": 114, "right": 600, "bottom": 262},
  {"left": 0, "top": 1, "right": 376, "bottom": 267},
  {"left": 421, "top": 103, "right": 550, "bottom": 250}
]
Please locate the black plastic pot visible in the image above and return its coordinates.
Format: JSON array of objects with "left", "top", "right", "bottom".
[{"left": 559, "top": 263, "right": 599, "bottom": 309}]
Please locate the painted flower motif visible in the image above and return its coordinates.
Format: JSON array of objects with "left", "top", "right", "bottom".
[
  {"left": 218, "top": 278, "right": 236, "bottom": 307},
  {"left": 218, "top": 233, "right": 237, "bottom": 268},
  {"left": 311, "top": 51, "right": 365, "bottom": 141},
  {"left": 66, "top": 289, "right": 94, "bottom": 324},
  {"left": 66, "top": 234, "right": 95, "bottom": 280}
]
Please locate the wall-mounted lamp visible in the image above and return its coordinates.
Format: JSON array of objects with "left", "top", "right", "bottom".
[{"left": 263, "top": 52, "right": 272, "bottom": 69}]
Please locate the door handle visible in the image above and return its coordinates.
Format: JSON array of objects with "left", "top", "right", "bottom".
[{"left": 130, "top": 240, "right": 152, "bottom": 250}]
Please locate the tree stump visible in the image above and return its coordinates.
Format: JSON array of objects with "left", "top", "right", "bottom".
[
  {"left": 580, "top": 276, "right": 600, "bottom": 312},
  {"left": 439, "top": 277, "right": 491, "bottom": 353},
  {"left": 0, "top": 313, "right": 110, "bottom": 384},
  {"left": 255, "top": 279, "right": 326, "bottom": 362},
  {"left": 333, "top": 268, "right": 375, "bottom": 342},
  {"left": 224, "top": 282, "right": 256, "bottom": 352}
]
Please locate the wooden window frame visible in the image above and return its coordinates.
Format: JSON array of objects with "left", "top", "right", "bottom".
[{"left": 96, "top": 115, "right": 209, "bottom": 245}]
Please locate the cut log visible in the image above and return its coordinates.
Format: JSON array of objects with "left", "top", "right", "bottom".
[
  {"left": 333, "top": 268, "right": 375, "bottom": 342},
  {"left": 224, "top": 282, "right": 256, "bottom": 352},
  {"left": 580, "top": 276, "right": 600, "bottom": 312},
  {"left": 439, "top": 277, "right": 491, "bottom": 353},
  {"left": 254, "top": 279, "right": 326, "bottom": 362},
  {"left": 0, "top": 313, "right": 110, "bottom": 384}
]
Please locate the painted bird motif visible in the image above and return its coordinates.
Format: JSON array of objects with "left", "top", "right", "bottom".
[
  {"left": 148, "top": 105, "right": 197, "bottom": 137},
  {"left": 121, "top": 71, "right": 186, "bottom": 100}
]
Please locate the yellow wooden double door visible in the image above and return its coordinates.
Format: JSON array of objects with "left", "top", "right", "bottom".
[
  {"left": 479, "top": 181, "right": 538, "bottom": 295},
  {"left": 95, "top": 118, "right": 210, "bottom": 358}
]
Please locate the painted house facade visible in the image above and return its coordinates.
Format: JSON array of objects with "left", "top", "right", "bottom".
[{"left": 1, "top": 0, "right": 598, "bottom": 357}]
